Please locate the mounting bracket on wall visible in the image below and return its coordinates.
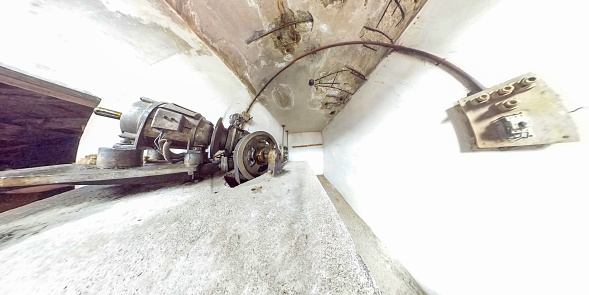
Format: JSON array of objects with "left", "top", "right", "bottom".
[{"left": 456, "top": 73, "right": 579, "bottom": 150}]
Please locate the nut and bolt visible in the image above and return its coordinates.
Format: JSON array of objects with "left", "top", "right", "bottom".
[
  {"left": 497, "top": 85, "right": 515, "bottom": 96},
  {"left": 475, "top": 93, "right": 490, "bottom": 103},
  {"left": 502, "top": 99, "right": 518, "bottom": 110},
  {"left": 518, "top": 76, "right": 537, "bottom": 89}
]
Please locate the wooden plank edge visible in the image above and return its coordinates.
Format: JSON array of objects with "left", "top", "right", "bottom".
[{"left": 0, "top": 65, "right": 101, "bottom": 108}]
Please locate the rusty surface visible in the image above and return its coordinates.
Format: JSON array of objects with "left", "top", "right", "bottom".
[
  {"left": 246, "top": 12, "right": 313, "bottom": 45},
  {"left": 267, "top": 149, "right": 283, "bottom": 176}
]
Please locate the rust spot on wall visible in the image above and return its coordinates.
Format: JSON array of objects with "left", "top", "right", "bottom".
[
  {"left": 270, "top": 0, "right": 312, "bottom": 55},
  {"left": 320, "top": 0, "right": 347, "bottom": 7}
]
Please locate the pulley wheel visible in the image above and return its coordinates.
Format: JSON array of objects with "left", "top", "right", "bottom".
[
  {"left": 209, "top": 117, "right": 228, "bottom": 157},
  {"left": 233, "top": 131, "right": 277, "bottom": 180}
]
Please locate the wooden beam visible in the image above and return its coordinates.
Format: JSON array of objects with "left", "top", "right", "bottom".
[
  {"left": 0, "top": 65, "right": 101, "bottom": 108},
  {"left": 291, "top": 143, "right": 323, "bottom": 148}
]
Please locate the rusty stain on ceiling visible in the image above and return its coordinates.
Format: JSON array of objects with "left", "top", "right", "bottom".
[{"left": 164, "top": 0, "right": 428, "bottom": 132}]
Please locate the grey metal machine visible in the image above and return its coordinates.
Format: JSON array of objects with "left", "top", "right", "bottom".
[{"left": 0, "top": 98, "right": 283, "bottom": 190}]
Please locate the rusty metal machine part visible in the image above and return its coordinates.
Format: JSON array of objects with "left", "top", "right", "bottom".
[
  {"left": 234, "top": 132, "right": 277, "bottom": 180},
  {"left": 119, "top": 98, "right": 214, "bottom": 150},
  {"left": 0, "top": 99, "right": 280, "bottom": 190},
  {"left": 183, "top": 148, "right": 204, "bottom": 167},
  {"left": 268, "top": 149, "right": 283, "bottom": 176},
  {"left": 96, "top": 147, "right": 143, "bottom": 169},
  {"left": 209, "top": 118, "right": 249, "bottom": 159},
  {"left": 210, "top": 118, "right": 228, "bottom": 157}
]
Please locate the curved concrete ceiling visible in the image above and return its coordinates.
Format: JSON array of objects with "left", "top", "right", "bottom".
[{"left": 165, "top": 0, "right": 427, "bottom": 132}]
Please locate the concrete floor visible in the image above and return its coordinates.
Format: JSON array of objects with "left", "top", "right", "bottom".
[
  {"left": 318, "top": 175, "right": 426, "bottom": 295},
  {"left": 0, "top": 162, "right": 379, "bottom": 294}
]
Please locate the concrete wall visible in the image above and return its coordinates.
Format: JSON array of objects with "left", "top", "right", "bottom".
[
  {"left": 0, "top": 0, "right": 282, "bottom": 159},
  {"left": 323, "top": 1, "right": 589, "bottom": 295},
  {"left": 288, "top": 132, "right": 323, "bottom": 175}
]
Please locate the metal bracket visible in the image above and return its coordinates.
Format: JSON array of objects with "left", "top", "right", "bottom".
[{"left": 457, "top": 73, "right": 579, "bottom": 149}]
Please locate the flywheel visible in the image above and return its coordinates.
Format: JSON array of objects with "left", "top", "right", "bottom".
[{"left": 233, "top": 131, "right": 278, "bottom": 180}]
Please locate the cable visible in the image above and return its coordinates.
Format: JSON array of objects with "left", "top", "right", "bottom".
[
  {"left": 158, "top": 139, "right": 185, "bottom": 163},
  {"left": 245, "top": 40, "right": 485, "bottom": 113},
  {"left": 153, "top": 131, "right": 163, "bottom": 150}
]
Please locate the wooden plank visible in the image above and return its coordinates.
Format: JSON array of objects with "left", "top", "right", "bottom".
[
  {"left": 0, "top": 144, "right": 31, "bottom": 153},
  {"left": 0, "top": 65, "right": 101, "bottom": 108},
  {"left": 0, "top": 99, "right": 91, "bottom": 119},
  {"left": 0, "top": 122, "right": 80, "bottom": 139},
  {"left": 9, "top": 118, "right": 88, "bottom": 131}
]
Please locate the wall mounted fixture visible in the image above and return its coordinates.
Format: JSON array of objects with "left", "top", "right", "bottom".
[{"left": 456, "top": 74, "right": 579, "bottom": 149}]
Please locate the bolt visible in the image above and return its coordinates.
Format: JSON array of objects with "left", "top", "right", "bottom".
[
  {"left": 497, "top": 85, "right": 515, "bottom": 96},
  {"left": 518, "top": 77, "right": 536, "bottom": 89},
  {"left": 503, "top": 99, "right": 518, "bottom": 109},
  {"left": 519, "top": 76, "right": 537, "bottom": 87},
  {"left": 475, "top": 94, "right": 490, "bottom": 103},
  {"left": 518, "top": 121, "right": 528, "bottom": 128}
]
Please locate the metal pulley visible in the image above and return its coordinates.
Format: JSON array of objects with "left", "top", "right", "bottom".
[
  {"left": 234, "top": 132, "right": 277, "bottom": 180},
  {"left": 224, "top": 131, "right": 280, "bottom": 187}
]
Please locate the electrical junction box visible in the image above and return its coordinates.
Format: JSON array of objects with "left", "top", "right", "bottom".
[{"left": 457, "top": 74, "right": 579, "bottom": 150}]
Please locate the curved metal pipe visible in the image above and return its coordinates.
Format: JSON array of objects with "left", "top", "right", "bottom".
[{"left": 245, "top": 40, "right": 485, "bottom": 113}]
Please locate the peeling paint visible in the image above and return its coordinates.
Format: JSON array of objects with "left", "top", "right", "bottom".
[
  {"left": 308, "top": 99, "right": 322, "bottom": 109},
  {"left": 269, "top": 1, "right": 313, "bottom": 55},
  {"left": 320, "top": 0, "right": 348, "bottom": 8}
]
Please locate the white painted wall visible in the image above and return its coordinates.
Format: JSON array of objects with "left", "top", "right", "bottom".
[
  {"left": 288, "top": 132, "right": 323, "bottom": 175},
  {"left": 0, "top": 0, "right": 282, "bottom": 158},
  {"left": 323, "top": 1, "right": 589, "bottom": 295}
]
